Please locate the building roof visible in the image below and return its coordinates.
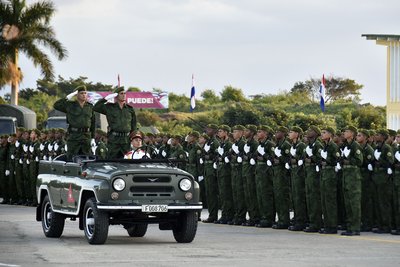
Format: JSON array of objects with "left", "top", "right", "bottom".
[{"left": 362, "top": 34, "right": 400, "bottom": 41}]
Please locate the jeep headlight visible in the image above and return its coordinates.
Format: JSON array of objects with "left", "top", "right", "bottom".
[
  {"left": 112, "top": 178, "right": 126, "bottom": 191},
  {"left": 179, "top": 178, "right": 192, "bottom": 191}
]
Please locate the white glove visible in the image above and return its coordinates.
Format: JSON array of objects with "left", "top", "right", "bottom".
[
  {"left": 49, "top": 156, "right": 52, "bottom": 161},
  {"left": 199, "top": 158, "right": 204, "bottom": 164},
  {"left": 91, "top": 146, "right": 97, "bottom": 155},
  {"left": 105, "top": 93, "right": 118, "bottom": 102},
  {"left": 290, "top": 147, "right": 296, "bottom": 157},
  {"left": 198, "top": 176, "right": 204, "bottom": 182},
  {"left": 237, "top": 156, "right": 243, "bottom": 163},
  {"left": 232, "top": 144, "right": 239, "bottom": 154},
  {"left": 66, "top": 90, "right": 78, "bottom": 100},
  {"left": 35, "top": 156, "right": 39, "bottom": 162},
  {"left": 185, "top": 152, "right": 189, "bottom": 158},
  {"left": 48, "top": 144, "right": 53, "bottom": 151},
  {"left": 388, "top": 168, "right": 393, "bottom": 175},
  {"left": 64, "top": 144, "right": 68, "bottom": 152},
  {"left": 368, "top": 164, "right": 373, "bottom": 171},
  {"left": 336, "top": 162, "right": 342, "bottom": 170},
  {"left": 185, "top": 135, "right": 189, "bottom": 142},
  {"left": 298, "top": 159, "right": 303, "bottom": 166},
  {"left": 374, "top": 150, "right": 381, "bottom": 160},
  {"left": 274, "top": 147, "right": 282, "bottom": 157},
  {"left": 204, "top": 143, "right": 210, "bottom": 152},
  {"left": 54, "top": 143, "right": 59, "bottom": 151},
  {"left": 213, "top": 162, "right": 217, "bottom": 169},
  {"left": 26, "top": 159, "right": 30, "bottom": 165},
  {"left": 395, "top": 151, "right": 400, "bottom": 162},
  {"left": 162, "top": 150, "right": 167, "bottom": 157},
  {"left": 224, "top": 157, "right": 230, "bottom": 163},
  {"left": 23, "top": 144, "right": 28, "bottom": 152},
  {"left": 320, "top": 150, "right": 328, "bottom": 160},
  {"left": 29, "top": 145, "right": 34, "bottom": 153},
  {"left": 19, "top": 159, "right": 23, "bottom": 164},
  {"left": 250, "top": 158, "right": 256, "bottom": 165},
  {"left": 285, "top": 162, "right": 290, "bottom": 170},
  {"left": 5, "top": 170, "right": 10, "bottom": 176},
  {"left": 10, "top": 154, "right": 15, "bottom": 160},
  {"left": 40, "top": 143, "right": 45, "bottom": 151},
  {"left": 343, "top": 147, "right": 351, "bottom": 158},
  {"left": 267, "top": 160, "right": 272, "bottom": 166},
  {"left": 43, "top": 155, "right": 47, "bottom": 160},
  {"left": 316, "top": 165, "right": 320, "bottom": 172},
  {"left": 15, "top": 140, "right": 20, "bottom": 148},
  {"left": 306, "top": 146, "right": 313, "bottom": 157},
  {"left": 217, "top": 146, "right": 224, "bottom": 156},
  {"left": 257, "top": 145, "right": 265, "bottom": 156},
  {"left": 167, "top": 138, "right": 172, "bottom": 145},
  {"left": 90, "top": 138, "right": 96, "bottom": 147},
  {"left": 244, "top": 144, "right": 250, "bottom": 154}
]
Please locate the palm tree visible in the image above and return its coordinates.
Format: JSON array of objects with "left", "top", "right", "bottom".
[{"left": 0, "top": 0, "right": 67, "bottom": 105}]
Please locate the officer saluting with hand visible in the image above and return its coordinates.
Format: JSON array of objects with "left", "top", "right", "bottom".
[{"left": 54, "top": 85, "right": 95, "bottom": 159}]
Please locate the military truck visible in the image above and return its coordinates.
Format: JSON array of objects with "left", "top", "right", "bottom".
[
  {"left": 0, "top": 104, "right": 36, "bottom": 134},
  {"left": 36, "top": 156, "right": 202, "bottom": 245}
]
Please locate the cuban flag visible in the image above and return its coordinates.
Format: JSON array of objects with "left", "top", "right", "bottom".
[
  {"left": 319, "top": 74, "right": 326, "bottom": 112},
  {"left": 190, "top": 74, "right": 196, "bottom": 112}
]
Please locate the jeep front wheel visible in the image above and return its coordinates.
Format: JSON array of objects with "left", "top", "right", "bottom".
[
  {"left": 83, "top": 198, "right": 109, "bottom": 244},
  {"left": 41, "top": 195, "right": 65, "bottom": 237},
  {"left": 172, "top": 211, "right": 198, "bottom": 243}
]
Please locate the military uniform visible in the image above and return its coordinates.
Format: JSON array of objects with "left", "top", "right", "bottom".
[
  {"left": 0, "top": 136, "right": 9, "bottom": 203},
  {"left": 14, "top": 136, "right": 25, "bottom": 203},
  {"left": 393, "top": 142, "right": 400, "bottom": 235},
  {"left": 54, "top": 86, "right": 95, "bottom": 158},
  {"left": 169, "top": 141, "right": 187, "bottom": 171},
  {"left": 93, "top": 87, "right": 136, "bottom": 159},
  {"left": 28, "top": 131, "right": 41, "bottom": 205},
  {"left": 7, "top": 136, "right": 17, "bottom": 203}
]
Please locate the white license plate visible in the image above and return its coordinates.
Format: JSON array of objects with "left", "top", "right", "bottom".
[{"left": 141, "top": 205, "right": 168, "bottom": 212}]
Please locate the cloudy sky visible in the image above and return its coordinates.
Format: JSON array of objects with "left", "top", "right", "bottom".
[{"left": 13, "top": 0, "right": 400, "bottom": 106}]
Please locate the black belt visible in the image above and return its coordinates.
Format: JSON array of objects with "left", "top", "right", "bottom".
[
  {"left": 110, "top": 131, "right": 130, "bottom": 137},
  {"left": 69, "top": 127, "right": 89, "bottom": 133}
]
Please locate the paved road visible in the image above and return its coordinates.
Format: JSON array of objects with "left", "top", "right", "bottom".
[{"left": 0, "top": 204, "right": 399, "bottom": 267}]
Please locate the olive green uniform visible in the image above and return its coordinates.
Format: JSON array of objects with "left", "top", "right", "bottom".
[
  {"left": 7, "top": 143, "right": 17, "bottom": 203},
  {"left": 54, "top": 98, "right": 95, "bottom": 158},
  {"left": 320, "top": 140, "right": 340, "bottom": 232},
  {"left": 0, "top": 142, "right": 8, "bottom": 202},
  {"left": 169, "top": 144, "right": 187, "bottom": 170},
  {"left": 14, "top": 139, "right": 25, "bottom": 203},
  {"left": 203, "top": 136, "right": 220, "bottom": 221},
  {"left": 28, "top": 140, "right": 40, "bottom": 204},
  {"left": 255, "top": 138, "right": 276, "bottom": 227},
  {"left": 93, "top": 98, "right": 136, "bottom": 159},
  {"left": 360, "top": 143, "right": 375, "bottom": 231},
  {"left": 393, "top": 146, "right": 400, "bottom": 233},
  {"left": 341, "top": 139, "right": 363, "bottom": 233},
  {"left": 272, "top": 138, "right": 291, "bottom": 227},
  {"left": 230, "top": 138, "right": 247, "bottom": 224},
  {"left": 95, "top": 141, "right": 108, "bottom": 160}
]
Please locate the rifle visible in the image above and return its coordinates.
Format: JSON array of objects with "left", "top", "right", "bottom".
[{"left": 188, "top": 117, "right": 207, "bottom": 131}]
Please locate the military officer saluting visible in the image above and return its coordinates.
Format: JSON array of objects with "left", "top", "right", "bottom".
[
  {"left": 54, "top": 85, "right": 95, "bottom": 159},
  {"left": 93, "top": 87, "right": 136, "bottom": 159}
]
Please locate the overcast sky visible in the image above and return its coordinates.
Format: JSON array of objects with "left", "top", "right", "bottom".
[{"left": 11, "top": 0, "right": 400, "bottom": 106}]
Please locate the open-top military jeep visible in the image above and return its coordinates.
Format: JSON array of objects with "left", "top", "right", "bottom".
[{"left": 36, "top": 155, "right": 202, "bottom": 244}]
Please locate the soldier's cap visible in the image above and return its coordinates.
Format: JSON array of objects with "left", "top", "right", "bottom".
[
  {"left": 189, "top": 131, "right": 200, "bottom": 138},
  {"left": 10, "top": 133, "right": 16, "bottom": 137},
  {"left": 219, "top": 124, "right": 231, "bottom": 133},
  {"left": 245, "top": 124, "right": 258, "bottom": 133},
  {"left": 368, "top": 129, "right": 376, "bottom": 136},
  {"left": 232, "top": 125, "right": 245, "bottom": 131},
  {"left": 0, "top": 134, "right": 8, "bottom": 139},
  {"left": 57, "top": 128, "right": 65, "bottom": 134},
  {"left": 172, "top": 134, "right": 182, "bottom": 141},
  {"left": 388, "top": 129, "right": 397, "bottom": 137},
  {"left": 130, "top": 130, "right": 144, "bottom": 140},
  {"left": 321, "top": 126, "right": 336, "bottom": 135},
  {"left": 201, "top": 133, "right": 210, "bottom": 140},
  {"left": 344, "top": 125, "right": 357, "bottom": 134},
  {"left": 146, "top": 132, "right": 155, "bottom": 137},
  {"left": 31, "top": 129, "right": 41, "bottom": 136},
  {"left": 16, "top": 127, "right": 25, "bottom": 132},
  {"left": 308, "top": 125, "right": 321, "bottom": 135},
  {"left": 41, "top": 129, "right": 48, "bottom": 135},
  {"left": 114, "top": 86, "right": 125, "bottom": 94},
  {"left": 258, "top": 125, "right": 274, "bottom": 134},
  {"left": 290, "top": 126, "right": 303, "bottom": 134},
  {"left": 358, "top": 129, "right": 370, "bottom": 138},
  {"left": 276, "top": 126, "right": 289, "bottom": 134},
  {"left": 376, "top": 128, "right": 389, "bottom": 137},
  {"left": 206, "top": 123, "right": 219, "bottom": 130},
  {"left": 75, "top": 85, "right": 87, "bottom": 92}
]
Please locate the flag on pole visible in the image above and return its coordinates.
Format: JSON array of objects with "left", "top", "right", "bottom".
[
  {"left": 190, "top": 74, "right": 196, "bottom": 112},
  {"left": 117, "top": 74, "right": 120, "bottom": 87},
  {"left": 319, "top": 74, "right": 326, "bottom": 112}
]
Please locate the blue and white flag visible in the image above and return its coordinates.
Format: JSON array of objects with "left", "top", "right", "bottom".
[
  {"left": 190, "top": 74, "right": 195, "bottom": 112},
  {"left": 319, "top": 74, "right": 326, "bottom": 112}
]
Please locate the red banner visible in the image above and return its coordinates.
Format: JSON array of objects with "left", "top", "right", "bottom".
[{"left": 87, "top": 91, "right": 169, "bottom": 109}]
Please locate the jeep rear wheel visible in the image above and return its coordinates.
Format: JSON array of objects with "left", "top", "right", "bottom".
[
  {"left": 172, "top": 211, "right": 198, "bottom": 243},
  {"left": 41, "top": 195, "right": 65, "bottom": 237},
  {"left": 83, "top": 198, "right": 109, "bottom": 244},
  {"left": 126, "top": 224, "right": 148, "bottom": 237}
]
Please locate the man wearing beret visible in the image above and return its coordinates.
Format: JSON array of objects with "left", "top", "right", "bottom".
[
  {"left": 340, "top": 125, "right": 363, "bottom": 236},
  {"left": 202, "top": 124, "right": 221, "bottom": 223},
  {"left": 0, "top": 135, "right": 9, "bottom": 204},
  {"left": 255, "top": 125, "right": 276, "bottom": 228},
  {"left": 356, "top": 129, "right": 375, "bottom": 232},
  {"left": 371, "top": 129, "right": 394, "bottom": 234},
  {"left": 271, "top": 126, "right": 291, "bottom": 229},
  {"left": 288, "top": 126, "right": 307, "bottom": 231},
  {"left": 303, "top": 125, "right": 323, "bottom": 232},
  {"left": 54, "top": 85, "right": 95, "bottom": 159},
  {"left": 228, "top": 125, "right": 247, "bottom": 225},
  {"left": 93, "top": 86, "right": 136, "bottom": 159},
  {"left": 319, "top": 127, "right": 340, "bottom": 234}
]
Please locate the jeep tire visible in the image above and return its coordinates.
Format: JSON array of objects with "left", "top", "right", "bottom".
[
  {"left": 172, "top": 211, "right": 198, "bottom": 243},
  {"left": 83, "top": 198, "right": 109, "bottom": 244},
  {"left": 41, "top": 195, "right": 65, "bottom": 238},
  {"left": 126, "top": 224, "right": 148, "bottom": 237}
]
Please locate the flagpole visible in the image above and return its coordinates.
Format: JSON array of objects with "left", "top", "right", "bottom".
[{"left": 190, "top": 74, "right": 196, "bottom": 112}]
